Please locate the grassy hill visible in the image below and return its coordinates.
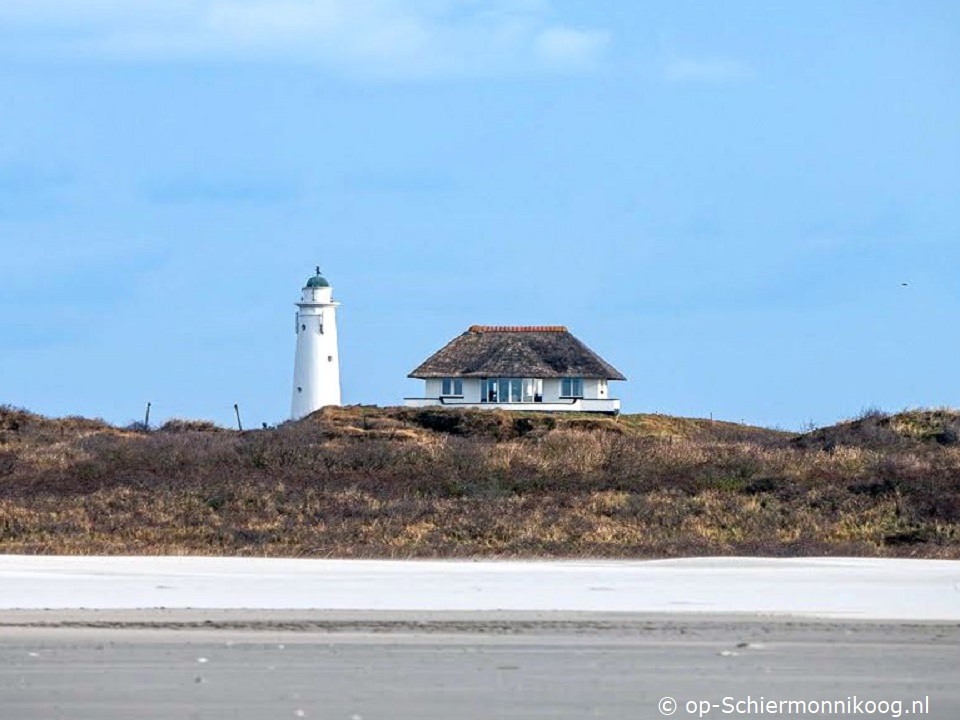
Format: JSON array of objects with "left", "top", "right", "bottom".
[{"left": 0, "top": 404, "right": 958, "bottom": 558}]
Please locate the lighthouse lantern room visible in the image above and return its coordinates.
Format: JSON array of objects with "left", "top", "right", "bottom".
[{"left": 290, "top": 267, "right": 342, "bottom": 419}]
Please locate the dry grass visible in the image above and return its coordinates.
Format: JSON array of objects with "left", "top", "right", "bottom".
[{"left": 1, "top": 404, "right": 958, "bottom": 558}]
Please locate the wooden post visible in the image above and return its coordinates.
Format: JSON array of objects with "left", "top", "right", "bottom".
[
  {"left": 234, "top": 403, "right": 243, "bottom": 431},
  {"left": 144, "top": 402, "right": 151, "bottom": 431}
]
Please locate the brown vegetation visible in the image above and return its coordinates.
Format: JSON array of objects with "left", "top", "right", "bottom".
[{"left": 1, "top": 404, "right": 958, "bottom": 558}]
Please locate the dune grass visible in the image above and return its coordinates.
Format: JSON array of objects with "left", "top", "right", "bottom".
[{"left": 0, "top": 405, "right": 958, "bottom": 558}]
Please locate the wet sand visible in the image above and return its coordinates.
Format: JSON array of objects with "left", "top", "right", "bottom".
[{"left": 1, "top": 612, "right": 957, "bottom": 719}]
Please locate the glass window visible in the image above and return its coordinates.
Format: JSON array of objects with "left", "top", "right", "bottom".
[
  {"left": 523, "top": 378, "right": 543, "bottom": 402},
  {"left": 561, "top": 377, "right": 583, "bottom": 398},
  {"left": 479, "top": 378, "right": 543, "bottom": 403},
  {"left": 441, "top": 378, "right": 463, "bottom": 396}
]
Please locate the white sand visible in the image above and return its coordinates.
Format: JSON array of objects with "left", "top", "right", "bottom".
[{"left": 0, "top": 555, "right": 957, "bottom": 620}]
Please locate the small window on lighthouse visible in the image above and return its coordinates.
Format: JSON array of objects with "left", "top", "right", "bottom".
[{"left": 318, "top": 317, "right": 324, "bottom": 334}]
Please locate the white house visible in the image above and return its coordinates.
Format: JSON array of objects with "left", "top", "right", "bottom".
[
  {"left": 290, "top": 268, "right": 342, "bottom": 419},
  {"left": 404, "top": 325, "right": 625, "bottom": 413}
]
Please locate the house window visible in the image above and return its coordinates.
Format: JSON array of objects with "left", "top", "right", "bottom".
[
  {"left": 560, "top": 377, "right": 583, "bottom": 398},
  {"left": 440, "top": 378, "right": 463, "bottom": 397},
  {"left": 481, "top": 378, "right": 541, "bottom": 403},
  {"left": 523, "top": 378, "right": 542, "bottom": 403},
  {"left": 499, "top": 378, "right": 521, "bottom": 403}
]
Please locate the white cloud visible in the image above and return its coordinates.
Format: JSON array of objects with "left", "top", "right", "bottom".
[
  {"left": 535, "top": 26, "right": 610, "bottom": 69},
  {"left": 0, "top": 0, "right": 611, "bottom": 78},
  {"left": 664, "top": 58, "right": 754, "bottom": 83}
]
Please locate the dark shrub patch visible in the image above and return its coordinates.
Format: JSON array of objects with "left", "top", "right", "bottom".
[
  {"left": 933, "top": 429, "right": 958, "bottom": 445},
  {"left": 743, "top": 477, "right": 782, "bottom": 495},
  {"left": 884, "top": 527, "right": 938, "bottom": 546},
  {"left": 513, "top": 417, "right": 536, "bottom": 436},
  {"left": 848, "top": 479, "right": 898, "bottom": 498},
  {"left": 0, "top": 451, "right": 16, "bottom": 477},
  {"left": 204, "top": 493, "right": 228, "bottom": 511}
]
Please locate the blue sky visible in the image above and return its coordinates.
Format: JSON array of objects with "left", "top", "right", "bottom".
[{"left": 1, "top": 1, "right": 958, "bottom": 430}]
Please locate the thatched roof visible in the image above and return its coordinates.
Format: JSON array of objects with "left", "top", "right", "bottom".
[{"left": 409, "top": 326, "right": 626, "bottom": 380}]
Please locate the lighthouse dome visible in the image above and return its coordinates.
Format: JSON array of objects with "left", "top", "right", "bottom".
[{"left": 305, "top": 273, "right": 330, "bottom": 288}]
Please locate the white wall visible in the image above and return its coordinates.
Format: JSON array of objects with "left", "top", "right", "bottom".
[
  {"left": 403, "top": 397, "right": 621, "bottom": 413},
  {"left": 420, "top": 378, "right": 481, "bottom": 402},
  {"left": 407, "top": 375, "right": 621, "bottom": 413},
  {"left": 462, "top": 378, "right": 482, "bottom": 403},
  {"left": 290, "top": 292, "right": 341, "bottom": 419},
  {"left": 424, "top": 378, "right": 442, "bottom": 399},
  {"left": 541, "top": 378, "right": 562, "bottom": 403},
  {"left": 583, "top": 378, "right": 604, "bottom": 400},
  {"left": 417, "top": 379, "right": 613, "bottom": 402}
]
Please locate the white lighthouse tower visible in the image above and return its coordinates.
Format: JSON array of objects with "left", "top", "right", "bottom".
[{"left": 290, "top": 267, "right": 342, "bottom": 419}]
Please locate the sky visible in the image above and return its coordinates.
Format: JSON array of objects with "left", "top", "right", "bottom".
[{"left": 1, "top": 0, "right": 958, "bottom": 431}]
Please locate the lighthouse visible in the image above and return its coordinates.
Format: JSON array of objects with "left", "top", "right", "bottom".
[{"left": 291, "top": 267, "right": 342, "bottom": 419}]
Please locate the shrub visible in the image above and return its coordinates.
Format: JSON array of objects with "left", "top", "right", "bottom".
[
  {"left": 159, "top": 419, "right": 224, "bottom": 433},
  {"left": 0, "top": 405, "right": 958, "bottom": 559}
]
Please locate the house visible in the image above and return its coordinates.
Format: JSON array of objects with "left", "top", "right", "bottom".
[{"left": 404, "top": 325, "right": 626, "bottom": 413}]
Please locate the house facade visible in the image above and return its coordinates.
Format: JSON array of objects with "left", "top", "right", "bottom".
[{"left": 405, "top": 325, "right": 625, "bottom": 413}]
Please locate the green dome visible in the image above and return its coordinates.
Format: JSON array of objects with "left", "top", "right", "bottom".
[{"left": 305, "top": 272, "right": 330, "bottom": 288}]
